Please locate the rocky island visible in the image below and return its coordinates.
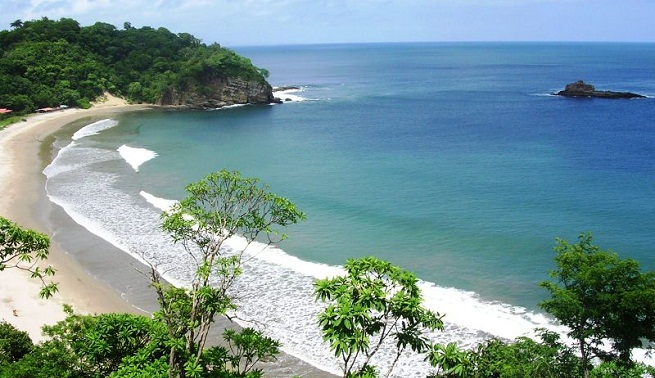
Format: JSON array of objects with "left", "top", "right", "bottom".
[{"left": 555, "top": 81, "right": 645, "bottom": 99}]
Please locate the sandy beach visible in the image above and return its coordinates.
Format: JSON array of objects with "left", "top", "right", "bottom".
[
  {"left": 0, "top": 96, "right": 337, "bottom": 377},
  {"left": 0, "top": 94, "right": 150, "bottom": 340}
]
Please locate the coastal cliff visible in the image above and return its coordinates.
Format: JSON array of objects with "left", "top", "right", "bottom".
[{"left": 159, "top": 77, "right": 279, "bottom": 109}]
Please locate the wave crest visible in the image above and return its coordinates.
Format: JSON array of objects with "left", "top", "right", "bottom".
[
  {"left": 71, "top": 119, "right": 119, "bottom": 140},
  {"left": 117, "top": 145, "right": 158, "bottom": 172}
]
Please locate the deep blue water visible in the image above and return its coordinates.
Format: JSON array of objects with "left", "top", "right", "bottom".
[{"left": 45, "top": 43, "right": 655, "bottom": 376}]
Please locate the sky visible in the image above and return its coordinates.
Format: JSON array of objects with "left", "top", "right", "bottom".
[{"left": 0, "top": 0, "right": 653, "bottom": 47}]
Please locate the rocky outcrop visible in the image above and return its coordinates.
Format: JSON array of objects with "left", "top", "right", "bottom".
[
  {"left": 556, "top": 81, "right": 645, "bottom": 99},
  {"left": 159, "top": 77, "right": 281, "bottom": 109}
]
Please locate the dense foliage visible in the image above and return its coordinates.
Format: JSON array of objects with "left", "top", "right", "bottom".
[
  {"left": 426, "top": 329, "right": 581, "bottom": 378},
  {"left": 0, "top": 308, "right": 280, "bottom": 378},
  {"left": 0, "top": 322, "right": 33, "bottom": 366},
  {"left": 151, "top": 169, "right": 304, "bottom": 378},
  {"left": 315, "top": 256, "right": 444, "bottom": 377},
  {"left": 426, "top": 329, "right": 655, "bottom": 378},
  {"left": 0, "top": 18, "right": 270, "bottom": 114},
  {"left": 540, "top": 233, "right": 655, "bottom": 378}
]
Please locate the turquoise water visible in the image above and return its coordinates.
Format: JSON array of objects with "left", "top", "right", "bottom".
[{"left": 45, "top": 43, "right": 655, "bottom": 376}]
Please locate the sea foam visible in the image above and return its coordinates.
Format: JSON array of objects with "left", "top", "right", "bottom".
[
  {"left": 45, "top": 116, "right": 573, "bottom": 377},
  {"left": 71, "top": 119, "right": 119, "bottom": 140},
  {"left": 47, "top": 152, "right": 568, "bottom": 377},
  {"left": 140, "top": 191, "right": 178, "bottom": 213},
  {"left": 134, "top": 190, "right": 567, "bottom": 376},
  {"left": 273, "top": 87, "right": 309, "bottom": 102},
  {"left": 117, "top": 145, "right": 158, "bottom": 172}
]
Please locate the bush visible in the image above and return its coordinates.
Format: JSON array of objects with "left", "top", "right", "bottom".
[
  {"left": 0, "top": 322, "right": 33, "bottom": 364},
  {"left": 590, "top": 361, "right": 655, "bottom": 378}
]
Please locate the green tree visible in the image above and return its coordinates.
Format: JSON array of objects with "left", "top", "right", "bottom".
[
  {"left": 0, "top": 309, "right": 279, "bottom": 378},
  {"left": 41, "top": 309, "right": 168, "bottom": 378},
  {"left": 0, "top": 342, "right": 80, "bottom": 378},
  {"left": 0, "top": 322, "right": 33, "bottom": 366},
  {"left": 540, "top": 233, "right": 655, "bottom": 378},
  {"left": 425, "top": 342, "right": 472, "bottom": 377},
  {"left": 151, "top": 169, "right": 305, "bottom": 378},
  {"left": 426, "top": 329, "right": 581, "bottom": 378},
  {"left": 0, "top": 308, "right": 167, "bottom": 378},
  {"left": 589, "top": 361, "right": 655, "bottom": 378},
  {"left": 314, "top": 256, "right": 444, "bottom": 378},
  {"left": 0, "top": 18, "right": 273, "bottom": 112},
  {"left": 470, "top": 330, "right": 580, "bottom": 378},
  {"left": 0, "top": 216, "right": 57, "bottom": 298}
]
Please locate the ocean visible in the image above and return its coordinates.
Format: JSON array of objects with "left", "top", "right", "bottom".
[{"left": 44, "top": 43, "right": 655, "bottom": 376}]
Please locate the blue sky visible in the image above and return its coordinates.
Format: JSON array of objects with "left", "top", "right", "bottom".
[{"left": 1, "top": 0, "right": 653, "bottom": 47}]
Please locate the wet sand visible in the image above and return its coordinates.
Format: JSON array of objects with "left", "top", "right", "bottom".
[{"left": 0, "top": 97, "right": 336, "bottom": 377}]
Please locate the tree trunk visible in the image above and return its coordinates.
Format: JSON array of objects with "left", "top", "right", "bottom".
[
  {"left": 579, "top": 341, "right": 589, "bottom": 378},
  {"left": 169, "top": 347, "right": 179, "bottom": 378}
]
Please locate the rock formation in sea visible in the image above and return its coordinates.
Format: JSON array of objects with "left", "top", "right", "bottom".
[{"left": 555, "top": 80, "right": 645, "bottom": 99}]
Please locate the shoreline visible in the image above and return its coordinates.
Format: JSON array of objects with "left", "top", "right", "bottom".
[
  {"left": 0, "top": 97, "right": 152, "bottom": 339},
  {"left": 0, "top": 99, "right": 337, "bottom": 377}
]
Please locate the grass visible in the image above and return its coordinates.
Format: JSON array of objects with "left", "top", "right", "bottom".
[{"left": 0, "top": 116, "right": 26, "bottom": 130}]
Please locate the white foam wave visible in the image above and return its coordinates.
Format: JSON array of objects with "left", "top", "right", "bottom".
[
  {"left": 44, "top": 148, "right": 132, "bottom": 254},
  {"left": 110, "top": 188, "right": 560, "bottom": 374},
  {"left": 273, "top": 87, "right": 308, "bottom": 102},
  {"left": 42, "top": 141, "right": 78, "bottom": 177},
  {"left": 140, "top": 191, "right": 178, "bottom": 213},
  {"left": 222, "top": 104, "right": 248, "bottom": 109},
  {"left": 223, "top": 237, "right": 567, "bottom": 377},
  {"left": 47, "top": 191, "right": 132, "bottom": 254},
  {"left": 71, "top": 119, "right": 119, "bottom": 140},
  {"left": 208, "top": 104, "right": 249, "bottom": 111},
  {"left": 117, "top": 145, "right": 158, "bottom": 172},
  {"left": 43, "top": 141, "right": 579, "bottom": 377}
]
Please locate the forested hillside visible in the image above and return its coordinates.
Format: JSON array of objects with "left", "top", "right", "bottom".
[{"left": 0, "top": 18, "right": 271, "bottom": 114}]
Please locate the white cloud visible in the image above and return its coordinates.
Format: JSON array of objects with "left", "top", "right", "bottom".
[{"left": 1, "top": 0, "right": 652, "bottom": 44}]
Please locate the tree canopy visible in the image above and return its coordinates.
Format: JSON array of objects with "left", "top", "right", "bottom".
[
  {"left": 540, "top": 233, "right": 655, "bottom": 378},
  {"left": 2, "top": 222, "right": 655, "bottom": 377},
  {"left": 315, "top": 256, "right": 444, "bottom": 378},
  {"left": 151, "top": 169, "right": 305, "bottom": 377},
  {"left": 0, "top": 18, "right": 270, "bottom": 114}
]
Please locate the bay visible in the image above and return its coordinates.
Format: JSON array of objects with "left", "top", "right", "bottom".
[{"left": 44, "top": 42, "right": 655, "bottom": 376}]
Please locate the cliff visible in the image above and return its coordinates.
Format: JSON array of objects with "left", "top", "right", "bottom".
[{"left": 159, "top": 77, "right": 280, "bottom": 109}]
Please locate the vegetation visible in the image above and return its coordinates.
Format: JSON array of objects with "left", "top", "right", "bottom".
[
  {"left": 314, "top": 256, "right": 444, "bottom": 377},
  {"left": 0, "top": 216, "right": 58, "bottom": 298},
  {"left": 0, "top": 306, "right": 280, "bottom": 378},
  {"left": 425, "top": 329, "right": 655, "bottom": 378},
  {"left": 1, "top": 171, "right": 303, "bottom": 378},
  {"left": 540, "top": 233, "right": 655, "bottom": 378},
  {"left": 0, "top": 322, "right": 33, "bottom": 367},
  {"left": 426, "top": 329, "right": 580, "bottom": 378},
  {"left": 0, "top": 18, "right": 270, "bottom": 114},
  {"left": 3, "top": 168, "right": 655, "bottom": 377},
  {"left": 149, "top": 169, "right": 305, "bottom": 377},
  {"left": 0, "top": 116, "right": 23, "bottom": 130}
]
